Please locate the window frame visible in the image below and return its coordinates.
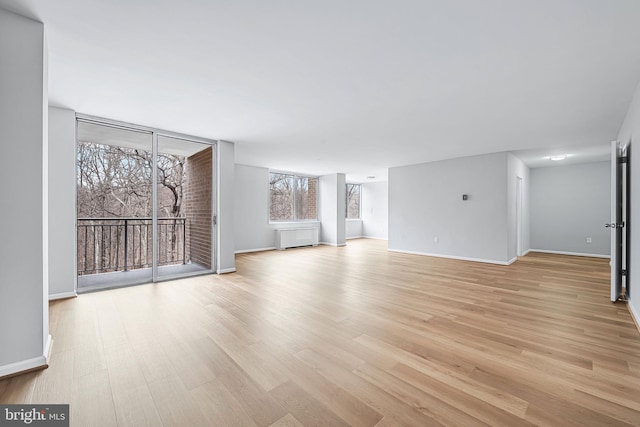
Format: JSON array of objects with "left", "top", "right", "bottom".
[
  {"left": 269, "top": 170, "right": 319, "bottom": 223},
  {"left": 345, "top": 183, "right": 362, "bottom": 220}
]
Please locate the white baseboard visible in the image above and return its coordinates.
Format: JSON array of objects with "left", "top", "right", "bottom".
[
  {"left": 49, "top": 291, "right": 77, "bottom": 301},
  {"left": 0, "top": 356, "right": 47, "bottom": 378},
  {"left": 320, "top": 242, "right": 347, "bottom": 247},
  {"left": 346, "top": 236, "right": 389, "bottom": 241},
  {"left": 521, "top": 249, "right": 532, "bottom": 256},
  {"left": 529, "top": 249, "right": 610, "bottom": 259},
  {"left": 388, "top": 248, "right": 511, "bottom": 266},
  {"left": 217, "top": 268, "right": 236, "bottom": 274},
  {"left": 628, "top": 300, "right": 640, "bottom": 333},
  {"left": 506, "top": 257, "right": 518, "bottom": 265},
  {"left": 235, "top": 247, "right": 276, "bottom": 254},
  {"left": 0, "top": 334, "right": 50, "bottom": 378}
]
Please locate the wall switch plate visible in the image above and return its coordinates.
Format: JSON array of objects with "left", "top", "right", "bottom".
[
  {"left": 586, "top": 237, "right": 592, "bottom": 244},
  {"left": 434, "top": 236, "right": 439, "bottom": 243}
]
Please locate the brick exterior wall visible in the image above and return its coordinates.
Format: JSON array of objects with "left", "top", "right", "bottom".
[
  {"left": 308, "top": 178, "right": 318, "bottom": 219},
  {"left": 184, "top": 146, "right": 213, "bottom": 269}
]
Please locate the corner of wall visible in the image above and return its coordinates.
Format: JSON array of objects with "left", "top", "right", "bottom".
[{"left": 627, "top": 299, "right": 640, "bottom": 332}]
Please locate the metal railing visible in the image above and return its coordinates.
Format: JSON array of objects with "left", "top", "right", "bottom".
[{"left": 77, "top": 217, "right": 187, "bottom": 275}]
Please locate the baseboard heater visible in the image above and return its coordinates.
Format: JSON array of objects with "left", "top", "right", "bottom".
[{"left": 276, "top": 228, "right": 319, "bottom": 250}]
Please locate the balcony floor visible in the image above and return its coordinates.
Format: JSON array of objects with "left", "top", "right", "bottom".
[{"left": 77, "top": 262, "right": 211, "bottom": 293}]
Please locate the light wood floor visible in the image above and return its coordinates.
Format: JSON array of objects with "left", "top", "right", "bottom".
[{"left": 1, "top": 239, "right": 640, "bottom": 426}]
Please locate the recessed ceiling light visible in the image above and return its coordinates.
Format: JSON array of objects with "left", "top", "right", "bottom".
[
  {"left": 547, "top": 154, "right": 569, "bottom": 161},
  {"left": 366, "top": 176, "right": 376, "bottom": 179}
]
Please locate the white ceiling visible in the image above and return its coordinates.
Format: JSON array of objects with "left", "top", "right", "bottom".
[
  {"left": 2, "top": 0, "right": 640, "bottom": 181},
  {"left": 512, "top": 144, "right": 611, "bottom": 169}
]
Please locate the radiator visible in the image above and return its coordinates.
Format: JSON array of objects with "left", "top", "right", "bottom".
[{"left": 276, "top": 228, "right": 319, "bottom": 250}]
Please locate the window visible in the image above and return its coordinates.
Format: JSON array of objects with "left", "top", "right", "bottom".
[
  {"left": 346, "top": 183, "right": 361, "bottom": 219},
  {"left": 270, "top": 172, "right": 318, "bottom": 221},
  {"left": 295, "top": 175, "right": 317, "bottom": 220}
]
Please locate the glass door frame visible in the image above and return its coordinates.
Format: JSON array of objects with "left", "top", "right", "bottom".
[
  {"left": 76, "top": 113, "right": 217, "bottom": 286},
  {"left": 153, "top": 132, "right": 217, "bottom": 282}
]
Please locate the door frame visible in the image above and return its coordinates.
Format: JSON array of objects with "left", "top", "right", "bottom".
[
  {"left": 153, "top": 132, "right": 218, "bottom": 282},
  {"left": 610, "top": 140, "right": 629, "bottom": 302},
  {"left": 516, "top": 175, "right": 524, "bottom": 257}
]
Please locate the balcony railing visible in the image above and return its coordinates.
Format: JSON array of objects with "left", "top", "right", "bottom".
[{"left": 77, "top": 217, "right": 187, "bottom": 275}]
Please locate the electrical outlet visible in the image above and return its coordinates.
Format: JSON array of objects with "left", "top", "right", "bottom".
[{"left": 586, "top": 237, "right": 592, "bottom": 244}]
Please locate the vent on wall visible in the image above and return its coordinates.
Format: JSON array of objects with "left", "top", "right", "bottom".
[{"left": 276, "top": 228, "right": 319, "bottom": 250}]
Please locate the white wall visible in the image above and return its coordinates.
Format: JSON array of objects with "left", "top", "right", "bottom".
[
  {"left": 234, "top": 164, "right": 321, "bottom": 252},
  {"left": 530, "top": 162, "right": 610, "bottom": 257},
  {"left": 217, "top": 140, "right": 236, "bottom": 273},
  {"left": 0, "top": 8, "right": 49, "bottom": 376},
  {"left": 389, "top": 152, "right": 510, "bottom": 264},
  {"left": 615, "top": 79, "right": 640, "bottom": 325},
  {"left": 319, "top": 173, "right": 346, "bottom": 246},
  {"left": 48, "top": 106, "right": 77, "bottom": 299},
  {"left": 345, "top": 219, "right": 363, "bottom": 239},
  {"left": 362, "top": 181, "right": 388, "bottom": 240},
  {"left": 507, "top": 154, "right": 530, "bottom": 260},
  {"left": 235, "top": 164, "right": 275, "bottom": 251}
]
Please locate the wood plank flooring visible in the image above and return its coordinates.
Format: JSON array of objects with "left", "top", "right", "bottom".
[{"left": 1, "top": 239, "right": 640, "bottom": 426}]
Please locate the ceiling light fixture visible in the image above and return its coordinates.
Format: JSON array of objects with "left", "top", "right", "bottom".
[
  {"left": 366, "top": 176, "right": 376, "bottom": 179},
  {"left": 548, "top": 154, "right": 568, "bottom": 161}
]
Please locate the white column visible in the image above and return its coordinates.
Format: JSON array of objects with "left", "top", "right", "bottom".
[
  {"left": 216, "top": 140, "right": 236, "bottom": 273},
  {"left": 0, "top": 7, "right": 50, "bottom": 376},
  {"left": 319, "top": 173, "right": 346, "bottom": 246}
]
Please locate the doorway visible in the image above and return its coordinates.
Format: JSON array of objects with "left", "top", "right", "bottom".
[
  {"left": 516, "top": 176, "right": 523, "bottom": 257},
  {"left": 76, "top": 117, "right": 216, "bottom": 292}
]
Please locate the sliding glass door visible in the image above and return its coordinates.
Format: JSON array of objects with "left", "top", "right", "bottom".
[
  {"left": 76, "top": 118, "right": 215, "bottom": 292},
  {"left": 155, "top": 135, "right": 214, "bottom": 281}
]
